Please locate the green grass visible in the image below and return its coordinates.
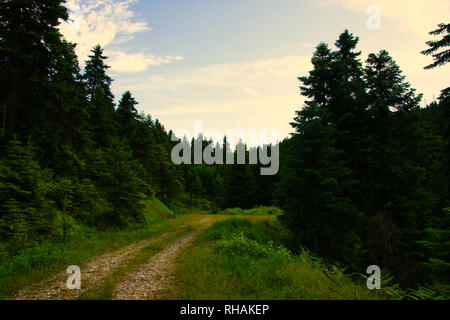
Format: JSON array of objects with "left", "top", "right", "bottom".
[
  {"left": 220, "top": 206, "right": 284, "bottom": 216},
  {"left": 170, "top": 218, "right": 401, "bottom": 300},
  {"left": 0, "top": 198, "right": 192, "bottom": 299},
  {"left": 142, "top": 198, "right": 176, "bottom": 223}
]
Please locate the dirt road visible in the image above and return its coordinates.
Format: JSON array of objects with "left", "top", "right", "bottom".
[{"left": 15, "top": 215, "right": 218, "bottom": 300}]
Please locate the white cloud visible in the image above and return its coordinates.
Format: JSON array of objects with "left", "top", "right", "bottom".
[
  {"left": 61, "top": 0, "right": 148, "bottom": 59},
  {"left": 236, "top": 86, "right": 260, "bottom": 97},
  {"left": 60, "top": 0, "right": 182, "bottom": 72},
  {"left": 108, "top": 51, "right": 183, "bottom": 73},
  {"left": 115, "top": 54, "right": 312, "bottom": 91}
]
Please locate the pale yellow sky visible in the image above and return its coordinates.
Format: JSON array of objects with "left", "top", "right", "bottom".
[{"left": 60, "top": 0, "right": 450, "bottom": 144}]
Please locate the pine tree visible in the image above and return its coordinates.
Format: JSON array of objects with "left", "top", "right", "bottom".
[
  {"left": 363, "top": 50, "right": 425, "bottom": 216},
  {"left": 0, "top": 139, "right": 57, "bottom": 245},
  {"left": 365, "top": 50, "right": 422, "bottom": 113},
  {"left": 221, "top": 141, "right": 258, "bottom": 209},
  {"left": 96, "top": 139, "right": 148, "bottom": 227},
  {"left": 364, "top": 50, "right": 433, "bottom": 286},
  {"left": 418, "top": 207, "right": 450, "bottom": 283},
  {"left": 421, "top": 23, "right": 450, "bottom": 70},
  {"left": 421, "top": 22, "right": 450, "bottom": 284},
  {"left": 299, "top": 43, "right": 334, "bottom": 107},
  {"left": 279, "top": 32, "right": 434, "bottom": 283},
  {"left": 330, "top": 32, "right": 369, "bottom": 205},
  {"left": 300, "top": 31, "right": 369, "bottom": 210},
  {"left": 117, "top": 92, "right": 138, "bottom": 124},
  {"left": 422, "top": 22, "right": 450, "bottom": 202},
  {"left": 83, "top": 45, "right": 117, "bottom": 147},
  {"left": 0, "top": 0, "right": 88, "bottom": 160},
  {"left": 279, "top": 101, "right": 363, "bottom": 264},
  {"left": 116, "top": 91, "right": 139, "bottom": 139},
  {"left": 48, "top": 40, "right": 91, "bottom": 173},
  {"left": 278, "top": 32, "right": 370, "bottom": 265}
]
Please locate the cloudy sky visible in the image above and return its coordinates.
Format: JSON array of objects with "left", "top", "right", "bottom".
[{"left": 60, "top": 0, "right": 450, "bottom": 144}]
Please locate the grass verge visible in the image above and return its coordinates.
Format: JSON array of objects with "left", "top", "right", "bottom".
[
  {"left": 170, "top": 218, "right": 401, "bottom": 300},
  {"left": 0, "top": 199, "right": 202, "bottom": 299}
]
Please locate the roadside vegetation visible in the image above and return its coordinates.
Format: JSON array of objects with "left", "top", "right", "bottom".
[
  {"left": 172, "top": 218, "right": 406, "bottom": 300},
  {"left": 0, "top": 199, "right": 193, "bottom": 299},
  {"left": 219, "top": 206, "right": 284, "bottom": 216}
]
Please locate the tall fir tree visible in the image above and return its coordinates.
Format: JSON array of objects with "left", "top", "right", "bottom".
[
  {"left": 421, "top": 23, "right": 450, "bottom": 71},
  {"left": 0, "top": 0, "right": 88, "bottom": 162},
  {"left": 420, "top": 22, "right": 450, "bottom": 283},
  {"left": 83, "top": 45, "right": 117, "bottom": 148}
]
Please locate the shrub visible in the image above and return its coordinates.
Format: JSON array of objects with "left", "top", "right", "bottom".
[
  {"left": 214, "top": 232, "right": 291, "bottom": 259},
  {"left": 0, "top": 139, "right": 60, "bottom": 247},
  {"left": 247, "top": 206, "right": 284, "bottom": 216},
  {"left": 220, "top": 206, "right": 284, "bottom": 216},
  {"left": 221, "top": 208, "right": 244, "bottom": 215}
]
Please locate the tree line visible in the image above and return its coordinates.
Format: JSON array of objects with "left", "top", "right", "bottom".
[
  {"left": 0, "top": 0, "right": 274, "bottom": 251},
  {"left": 276, "top": 27, "right": 449, "bottom": 288}
]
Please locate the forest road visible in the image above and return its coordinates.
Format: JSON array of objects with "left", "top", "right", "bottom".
[{"left": 15, "top": 215, "right": 217, "bottom": 300}]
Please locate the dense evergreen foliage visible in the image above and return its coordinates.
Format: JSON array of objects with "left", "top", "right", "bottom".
[
  {"left": 0, "top": 1, "right": 448, "bottom": 291},
  {"left": 0, "top": 0, "right": 271, "bottom": 248},
  {"left": 277, "top": 28, "right": 449, "bottom": 288}
]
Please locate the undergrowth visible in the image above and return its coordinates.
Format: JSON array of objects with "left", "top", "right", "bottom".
[{"left": 172, "top": 218, "right": 406, "bottom": 300}]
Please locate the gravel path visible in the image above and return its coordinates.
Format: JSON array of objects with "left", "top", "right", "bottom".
[
  {"left": 15, "top": 230, "right": 179, "bottom": 300},
  {"left": 113, "top": 229, "right": 203, "bottom": 300}
]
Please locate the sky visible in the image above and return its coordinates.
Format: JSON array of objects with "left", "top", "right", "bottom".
[{"left": 60, "top": 0, "right": 450, "bottom": 145}]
